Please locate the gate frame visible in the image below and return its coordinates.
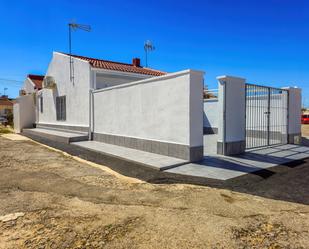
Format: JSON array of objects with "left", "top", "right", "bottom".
[
  {"left": 244, "top": 83, "right": 289, "bottom": 150},
  {"left": 216, "top": 75, "right": 301, "bottom": 156}
]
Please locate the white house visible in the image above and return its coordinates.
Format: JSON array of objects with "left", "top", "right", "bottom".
[
  {"left": 22, "top": 74, "right": 44, "bottom": 94},
  {"left": 36, "top": 52, "right": 166, "bottom": 131},
  {"left": 15, "top": 52, "right": 205, "bottom": 162},
  {"left": 14, "top": 51, "right": 301, "bottom": 163}
]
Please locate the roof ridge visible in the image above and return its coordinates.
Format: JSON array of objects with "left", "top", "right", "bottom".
[
  {"left": 56, "top": 52, "right": 166, "bottom": 76},
  {"left": 28, "top": 74, "right": 44, "bottom": 79},
  {"left": 143, "top": 67, "right": 167, "bottom": 74},
  {"left": 60, "top": 52, "right": 135, "bottom": 67}
]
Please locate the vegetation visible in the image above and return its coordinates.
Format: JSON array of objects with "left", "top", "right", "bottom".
[
  {"left": 6, "top": 112, "right": 13, "bottom": 126},
  {"left": 0, "top": 125, "right": 13, "bottom": 134}
]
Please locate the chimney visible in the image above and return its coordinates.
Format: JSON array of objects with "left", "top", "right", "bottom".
[{"left": 132, "top": 58, "right": 141, "bottom": 67}]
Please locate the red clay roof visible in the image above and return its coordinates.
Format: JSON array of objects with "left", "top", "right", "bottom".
[
  {"left": 28, "top": 74, "right": 44, "bottom": 90},
  {"left": 61, "top": 53, "right": 166, "bottom": 76},
  {"left": 0, "top": 97, "right": 13, "bottom": 106}
]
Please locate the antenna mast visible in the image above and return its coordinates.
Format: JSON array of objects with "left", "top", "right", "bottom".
[
  {"left": 68, "top": 22, "right": 91, "bottom": 83},
  {"left": 144, "top": 40, "right": 155, "bottom": 67}
]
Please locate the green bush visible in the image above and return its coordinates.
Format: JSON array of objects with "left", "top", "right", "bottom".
[
  {"left": 0, "top": 125, "right": 12, "bottom": 134},
  {"left": 6, "top": 112, "right": 13, "bottom": 126}
]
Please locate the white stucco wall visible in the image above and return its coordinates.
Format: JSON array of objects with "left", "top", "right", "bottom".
[
  {"left": 285, "top": 87, "right": 302, "bottom": 135},
  {"left": 13, "top": 94, "right": 36, "bottom": 133},
  {"left": 92, "top": 70, "right": 204, "bottom": 147},
  {"left": 203, "top": 99, "right": 218, "bottom": 128},
  {"left": 95, "top": 72, "right": 150, "bottom": 89},
  {"left": 23, "top": 78, "right": 35, "bottom": 94},
  {"left": 37, "top": 52, "right": 92, "bottom": 128},
  {"left": 217, "top": 76, "right": 246, "bottom": 143}
]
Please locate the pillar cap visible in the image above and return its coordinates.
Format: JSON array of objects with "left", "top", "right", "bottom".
[{"left": 216, "top": 75, "right": 246, "bottom": 81}]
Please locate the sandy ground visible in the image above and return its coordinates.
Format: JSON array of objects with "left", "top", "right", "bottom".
[
  {"left": 0, "top": 136, "right": 309, "bottom": 249},
  {"left": 302, "top": 124, "right": 309, "bottom": 137}
]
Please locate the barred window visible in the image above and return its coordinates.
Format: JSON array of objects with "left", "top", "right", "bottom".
[{"left": 56, "top": 96, "right": 66, "bottom": 121}]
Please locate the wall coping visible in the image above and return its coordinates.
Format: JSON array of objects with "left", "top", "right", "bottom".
[
  {"left": 92, "top": 69, "right": 204, "bottom": 94},
  {"left": 216, "top": 75, "right": 246, "bottom": 81}
]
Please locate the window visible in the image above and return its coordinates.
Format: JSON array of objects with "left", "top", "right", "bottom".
[
  {"left": 56, "top": 96, "right": 66, "bottom": 121},
  {"left": 40, "top": 96, "right": 43, "bottom": 113}
]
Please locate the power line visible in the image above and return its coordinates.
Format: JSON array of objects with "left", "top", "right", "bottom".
[{"left": 0, "top": 78, "right": 23, "bottom": 83}]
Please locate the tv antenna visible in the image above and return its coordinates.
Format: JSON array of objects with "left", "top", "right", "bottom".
[
  {"left": 3, "top": 87, "right": 8, "bottom": 96},
  {"left": 144, "top": 40, "right": 155, "bottom": 67},
  {"left": 68, "top": 22, "right": 91, "bottom": 83}
]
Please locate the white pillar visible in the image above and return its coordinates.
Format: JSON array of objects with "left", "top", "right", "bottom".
[
  {"left": 189, "top": 70, "right": 205, "bottom": 161},
  {"left": 284, "top": 87, "right": 302, "bottom": 144},
  {"left": 217, "top": 75, "right": 246, "bottom": 155},
  {"left": 13, "top": 102, "right": 21, "bottom": 133},
  {"left": 13, "top": 95, "right": 36, "bottom": 133}
]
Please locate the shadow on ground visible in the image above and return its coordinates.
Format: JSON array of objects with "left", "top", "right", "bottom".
[{"left": 21, "top": 133, "right": 309, "bottom": 206}]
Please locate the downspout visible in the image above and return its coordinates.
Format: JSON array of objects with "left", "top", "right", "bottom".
[
  {"left": 88, "top": 88, "right": 93, "bottom": 140},
  {"left": 89, "top": 69, "right": 96, "bottom": 141},
  {"left": 222, "top": 81, "right": 227, "bottom": 155}
]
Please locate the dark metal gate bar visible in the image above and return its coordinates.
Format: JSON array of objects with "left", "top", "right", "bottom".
[{"left": 245, "top": 83, "right": 288, "bottom": 149}]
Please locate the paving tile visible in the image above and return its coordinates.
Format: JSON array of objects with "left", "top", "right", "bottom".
[
  {"left": 167, "top": 143, "right": 309, "bottom": 180},
  {"left": 72, "top": 141, "right": 187, "bottom": 170}
]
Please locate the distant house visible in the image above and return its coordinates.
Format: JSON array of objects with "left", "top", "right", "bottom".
[
  {"left": 21, "top": 74, "right": 44, "bottom": 95},
  {"left": 0, "top": 95, "right": 13, "bottom": 117}
]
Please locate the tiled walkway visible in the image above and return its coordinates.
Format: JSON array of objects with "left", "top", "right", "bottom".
[
  {"left": 23, "top": 129, "right": 309, "bottom": 181},
  {"left": 72, "top": 140, "right": 188, "bottom": 170},
  {"left": 166, "top": 143, "right": 309, "bottom": 180}
]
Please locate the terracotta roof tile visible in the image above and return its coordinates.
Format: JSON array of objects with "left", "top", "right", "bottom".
[
  {"left": 62, "top": 53, "right": 166, "bottom": 76},
  {"left": 28, "top": 74, "right": 44, "bottom": 90},
  {"left": 0, "top": 97, "right": 13, "bottom": 106}
]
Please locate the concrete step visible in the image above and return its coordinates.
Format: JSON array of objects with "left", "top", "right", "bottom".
[
  {"left": 36, "top": 124, "right": 88, "bottom": 135},
  {"left": 22, "top": 128, "right": 88, "bottom": 144},
  {"left": 72, "top": 140, "right": 189, "bottom": 171}
]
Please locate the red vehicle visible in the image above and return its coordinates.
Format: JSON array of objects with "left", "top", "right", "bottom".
[{"left": 302, "top": 114, "right": 309, "bottom": 124}]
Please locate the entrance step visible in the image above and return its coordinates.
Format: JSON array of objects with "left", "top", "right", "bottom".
[
  {"left": 22, "top": 128, "right": 88, "bottom": 144},
  {"left": 72, "top": 140, "right": 188, "bottom": 171}
]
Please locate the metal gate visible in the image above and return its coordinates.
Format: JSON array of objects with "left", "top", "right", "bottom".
[{"left": 245, "top": 83, "right": 288, "bottom": 149}]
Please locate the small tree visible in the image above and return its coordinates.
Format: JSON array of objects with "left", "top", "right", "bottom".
[{"left": 6, "top": 112, "right": 13, "bottom": 126}]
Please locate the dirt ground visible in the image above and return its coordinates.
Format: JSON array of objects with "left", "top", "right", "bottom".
[
  {"left": 0, "top": 135, "right": 309, "bottom": 249},
  {"left": 302, "top": 124, "right": 309, "bottom": 136}
]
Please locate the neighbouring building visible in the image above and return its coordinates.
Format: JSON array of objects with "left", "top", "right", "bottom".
[
  {"left": 0, "top": 95, "right": 13, "bottom": 117},
  {"left": 21, "top": 74, "right": 44, "bottom": 95}
]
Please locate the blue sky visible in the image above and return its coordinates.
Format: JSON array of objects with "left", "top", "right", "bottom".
[{"left": 0, "top": 0, "right": 308, "bottom": 106}]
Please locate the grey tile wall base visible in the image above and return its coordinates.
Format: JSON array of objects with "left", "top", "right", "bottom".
[
  {"left": 217, "top": 140, "right": 246, "bottom": 155},
  {"left": 203, "top": 127, "right": 218, "bottom": 134},
  {"left": 93, "top": 133, "right": 203, "bottom": 162},
  {"left": 288, "top": 133, "right": 302, "bottom": 144},
  {"left": 36, "top": 123, "right": 89, "bottom": 133}
]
